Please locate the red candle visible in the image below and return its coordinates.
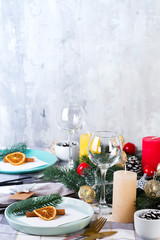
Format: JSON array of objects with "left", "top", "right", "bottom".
[{"left": 142, "top": 136, "right": 160, "bottom": 169}]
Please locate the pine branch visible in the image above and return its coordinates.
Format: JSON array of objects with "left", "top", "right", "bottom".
[
  {"left": 43, "top": 157, "right": 123, "bottom": 204},
  {"left": 44, "top": 153, "right": 159, "bottom": 210},
  {"left": 134, "top": 150, "right": 142, "bottom": 162},
  {"left": 0, "top": 142, "right": 27, "bottom": 159},
  {"left": 84, "top": 167, "right": 98, "bottom": 186},
  {"left": 10, "top": 194, "right": 62, "bottom": 215},
  {"left": 95, "top": 183, "right": 113, "bottom": 204},
  {"left": 44, "top": 166, "right": 86, "bottom": 191},
  {"left": 136, "top": 190, "right": 160, "bottom": 210},
  {"left": 156, "top": 176, "right": 160, "bottom": 181}
]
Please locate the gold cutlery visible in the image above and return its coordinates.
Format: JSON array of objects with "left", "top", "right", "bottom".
[
  {"left": 64, "top": 217, "right": 107, "bottom": 240},
  {"left": 82, "top": 231, "right": 118, "bottom": 240}
]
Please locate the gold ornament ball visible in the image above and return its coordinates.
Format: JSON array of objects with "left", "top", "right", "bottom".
[
  {"left": 116, "top": 150, "right": 127, "bottom": 167},
  {"left": 156, "top": 163, "right": 160, "bottom": 176},
  {"left": 144, "top": 180, "right": 160, "bottom": 198},
  {"left": 78, "top": 185, "right": 96, "bottom": 203}
]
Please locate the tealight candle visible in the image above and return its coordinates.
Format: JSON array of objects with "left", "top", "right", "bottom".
[
  {"left": 112, "top": 170, "right": 137, "bottom": 223},
  {"left": 79, "top": 133, "right": 91, "bottom": 158},
  {"left": 142, "top": 136, "right": 160, "bottom": 169}
]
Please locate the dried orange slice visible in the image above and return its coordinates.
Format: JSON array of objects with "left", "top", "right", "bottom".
[
  {"left": 4, "top": 152, "right": 26, "bottom": 166},
  {"left": 33, "top": 206, "right": 57, "bottom": 221}
]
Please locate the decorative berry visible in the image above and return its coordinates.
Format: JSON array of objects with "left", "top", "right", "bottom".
[
  {"left": 125, "top": 156, "right": 141, "bottom": 173},
  {"left": 77, "top": 163, "right": 91, "bottom": 176},
  {"left": 123, "top": 142, "right": 136, "bottom": 155},
  {"left": 143, "top": 165, "right": 156, "bottom": 177}
]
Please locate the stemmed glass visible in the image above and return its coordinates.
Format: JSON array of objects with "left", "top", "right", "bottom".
[
  {"left": 87, "top": 131, "right": 122, "bottom": 213},
  {"left": 57, "top": 103, "right": 84, "bottom": 168}
]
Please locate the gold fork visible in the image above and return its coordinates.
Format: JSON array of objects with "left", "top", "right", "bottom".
[
  {"left": 64, "top": 217, "right": 107, "bottom": 240},
  {"left": 81, "top": 217, "right": 107, "bottom": 236}
]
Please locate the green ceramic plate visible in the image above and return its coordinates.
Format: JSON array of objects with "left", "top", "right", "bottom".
[
  {"left": 5, "top": 197, "right": 94, "bottom": 235},
  {"left": 0, "top": 149, "right": 57, "bottom": 174}
]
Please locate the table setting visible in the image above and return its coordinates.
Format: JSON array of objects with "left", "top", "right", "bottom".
[{"left": 0, "top": 104, "right": 160, "bottom": 240}]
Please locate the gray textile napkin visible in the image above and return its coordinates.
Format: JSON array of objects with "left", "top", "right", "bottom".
[{"left": 0, "top": 182, "right": 75, "bottom": 206}]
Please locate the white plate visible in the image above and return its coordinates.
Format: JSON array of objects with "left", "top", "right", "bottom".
[
  {"left": 0, "top": 149, "right": 57, "bottom": 174},
  {"left": 5, "top": 197, "right": 94, "bottom": 235}
]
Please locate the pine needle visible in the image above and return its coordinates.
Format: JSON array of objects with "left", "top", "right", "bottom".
[
  {"left": 136, "top": 190, "right": 160, "bottom": 210},
  {"left": 44, "top": 166, "right": 86, "bottom": 191},
  {"left": 44, "top": 154, "right": 160, "bottom": 210},
  {"left": 0, "top": 142, "right": 27, "bottom": 159},
  {"left": 10, "top": 194, "right": 62, "bottom": 215},
  {"left": 43, "top": 157, "right": 123, "bottom": 202}
]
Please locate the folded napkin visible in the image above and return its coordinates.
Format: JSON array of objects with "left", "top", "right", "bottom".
[
  {"left": 0, "top": 157, "right": 48, "bottom": 171},
  {"left": 19, "top": 207, "right": 89, "bottom": 227},
  {"left": 0, "top": 182, "right": 75, "bottom": 206}
]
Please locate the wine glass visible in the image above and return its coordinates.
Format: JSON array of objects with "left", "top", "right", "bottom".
[
  {"left": 87, "top": 131, "right": 122, "bottom": 213},
  {"left": 57, "top": 103, "right": 84, "bottom": 168}
]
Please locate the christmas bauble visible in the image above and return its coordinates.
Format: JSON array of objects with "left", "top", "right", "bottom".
[
  {"left": 143, "top": 180, "right": 160, "bottom": 198},
  {"left": 78, "top": 185, "right": 96, "bottom": 203},
  {"left": 123, "top": 142, "right": 136, "bottom": 155},
  {"left": 77, "top": 163, "right": 90, "bottom": 176},
  {"left": 156, "top": 163, "right": 160, "bottom": 176},
  {"left": 116, "top": 150, "right": 127, "bottom": 167},
  {"left": 143, "top": 165, "right": 155, "bottom": 177},
  {"left": 125, "top": 156, "right": 141, "bottom": 173}
]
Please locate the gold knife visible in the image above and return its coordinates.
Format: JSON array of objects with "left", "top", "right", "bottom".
[{"left": 82, "top": 231, "right": 118, "bottom": 240}]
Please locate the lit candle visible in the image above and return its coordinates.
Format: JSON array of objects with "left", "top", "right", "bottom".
[
  {"left": 79, "top": 134, "right": 91, "bottom": 158},
  {"left": 142, "top": 136, "right": 160, "bottom": 169},
  {"left": 112, "top": 170, "right": 137, "bottom": 223}
]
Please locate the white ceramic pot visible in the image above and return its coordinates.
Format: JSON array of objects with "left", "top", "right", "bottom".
[
  {"left": 134, "top": 209, "right": 160, "bottom": 240},
  {"left": 52, "top": 141, "right": 79, "bottom": 161}
]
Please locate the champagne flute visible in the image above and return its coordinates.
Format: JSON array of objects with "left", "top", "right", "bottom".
[
  {"left": 57, "top": 103, "right": 84, "bottom": 168},
  {"left": 87, "top": 131, "right": 122, "bottom": 212}
]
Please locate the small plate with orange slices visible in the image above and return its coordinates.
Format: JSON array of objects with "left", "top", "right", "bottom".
[
  {"left": 5, "top": 197, "right": 94, "bottom": 235},
  {"left": 0, "top": 149, "right": 57, "bottom": 174}
]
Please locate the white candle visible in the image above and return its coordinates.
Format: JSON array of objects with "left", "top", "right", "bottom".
[{"left": 112, "top": 170, "right": 137, "bottom": 223}]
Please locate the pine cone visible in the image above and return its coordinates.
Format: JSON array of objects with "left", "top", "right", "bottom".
[{"left": 126, "top": 156, "right": 141, "bottom": 173}]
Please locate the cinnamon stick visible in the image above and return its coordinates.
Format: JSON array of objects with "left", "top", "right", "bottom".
[
  {"left": 4, "top": 158, "right": 34, "bottom": 163},
  {"left": 26, "top": 158, "right": 35, "bottom": 162},
  {"left": 26, "top": 209, "right": 65, "bottom": 217}
]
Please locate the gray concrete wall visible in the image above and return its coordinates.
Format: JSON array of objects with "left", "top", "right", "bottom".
[{"left": 0, "top": 0, "right": 160, "bottom": 149}]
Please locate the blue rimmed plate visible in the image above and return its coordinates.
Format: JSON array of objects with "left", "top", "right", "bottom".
[
  {"left": 0, "top": 149, "right": 57, "bottom": 174},
  {"left": 5, "top": 197, "right": 94, "bottom": 235}
]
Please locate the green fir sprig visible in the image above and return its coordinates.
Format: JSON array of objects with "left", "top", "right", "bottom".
[
  {"left": 44, "top": 156, "right": 123, "bottom": 202},
  {"left": 0, "top": 142, "right": 27, "bottom": 160},
  {"left": 44, "top": 154, "right": 160, "bottom": 210},
  {"left": 10, "top": 194, "right": 62, "bottom": 215},
  {"left": 44, "top": 166, "right": 86, "bottom": 192},
  {"left": 136, "top": 189, "right": 160, "bottom": 210}
]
